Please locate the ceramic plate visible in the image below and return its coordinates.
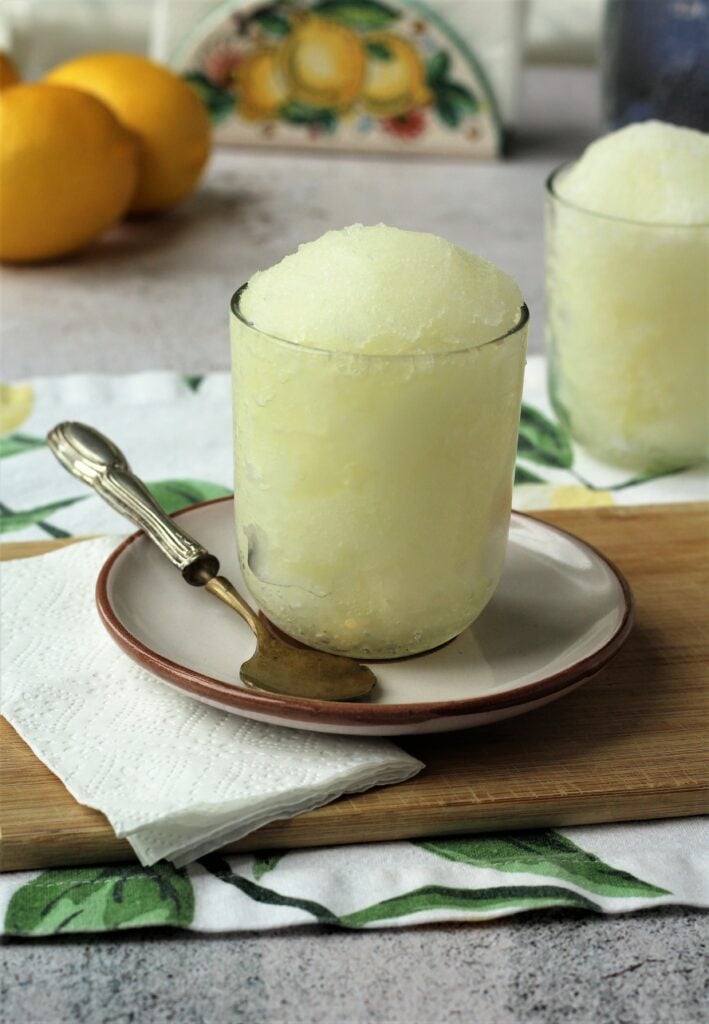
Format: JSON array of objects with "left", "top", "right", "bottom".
[{"left": 97, "top": 498, "right": 633, "bottom": 736}]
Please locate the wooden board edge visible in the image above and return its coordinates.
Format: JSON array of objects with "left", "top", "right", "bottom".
[
  {"left": 0, "top": 536, "right": 95, "bottom": 561},
  {"left": 3, "top": 787, "right": 708, "bottom": 873}
]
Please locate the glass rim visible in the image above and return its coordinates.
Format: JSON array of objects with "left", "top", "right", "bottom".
[
  {"left": 230, "top": 285, "right": 529, "bottom": 361},
  {"left": 546, "top": 162, "right": 709, "bottom": 230}
]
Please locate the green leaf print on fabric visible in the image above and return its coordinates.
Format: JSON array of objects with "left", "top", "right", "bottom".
[
  {"left": 183, "top": 374, "right": 205, "bottom": 393},
  {"left": 417, "top": 832, "right": 669, "bottom": 899},
  {"left": 201, "top": 855, "right": 339, "bottom": 925},
  {"left": 0, "top": 480, "right": 230, "bottom": 537},
  {"left": 313, "top": 0, "right": 400, "bottom": 31},
  {"left": 340, "top": 884, "right": 602, "bottom": 926},
  {"left": 514, "top": 464, "right": 545, "bottom": 485},
  {"left": 0, "top": 433, "right": 46, "bottom": 459},
  {"left": 0, "top": 496, "right": 86, "bottom": 535},
  {"left": 4, "top": 863, "right": 194, "bottom": 936},
  {"left": 202, "top": 856, "right": 602, "bottom": 930},
  {"left": 518, "top": 404, "right": 574, "bottom": 469},
  {"left": 145, "top": 480, "right": 232, "bottom": 515},
  {"left": 252, "top": 852, "right": 287, "bottom": 881}
]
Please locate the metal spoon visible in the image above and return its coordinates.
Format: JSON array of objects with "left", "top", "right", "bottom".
[{"left": 46, "top": 421, "right": 376, "bottom": 702}]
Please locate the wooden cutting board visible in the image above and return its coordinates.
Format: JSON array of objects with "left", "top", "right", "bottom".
[{"left": 1, "top": 503, "right": 707, "bottom": 873}]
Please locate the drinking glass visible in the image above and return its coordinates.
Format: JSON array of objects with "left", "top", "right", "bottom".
[
  {"left": 231, "top": 287, "right": 528, "bottom": 658},
  {"left": 546, "top": 165, "right": 709, "bottom": 472}
]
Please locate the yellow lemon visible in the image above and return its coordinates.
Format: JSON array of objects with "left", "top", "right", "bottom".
[
  {"left": 235, "top": 49, "right": 289, "bottom": 120},
  {"left": 47, "top": 53, "right": 211, "bottom": 214},
  {"left": 279, "top": 16, "right": 365, "bottom": 109},
  {"left": 0, "top": 83, "right": 138, "bottom": 263},
  {"left": 0, "top": 382, "right": 34, "bottom": 434},
  {"left": 361, "top": 34, "right": 430, "bottom": 117},
  {"left": 0, "top": 53, "right": 20, "bottom": 89}
]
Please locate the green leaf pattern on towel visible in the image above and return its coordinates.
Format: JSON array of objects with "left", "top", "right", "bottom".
[
  {"left": 0, "top": 433, "right": 47, "bottom": 459},
  {"left": 340, "top": 884, "right": 603, "bottom": 925},
  {"left": 3, "top": 832, "right": 670, "bottom": 937},
  {"left": 517, "top": 403, "right": 574, "bottom": 469},
  {"left": 144, "top": 480, "right": 232, "bottom": 516},
  {"left": 0, "top": 480, "right": 232, "bottom": 537},
  {"left": 514, "top": 464, "right": 544, "bottom": 485},
  {"left": 252, "top": 852, "right": 288, "bottom": 880},
  {"left": 0, "top": 496, "right": 86, "bottom": 536},
  {"left": 416, "top": 831, "right": 669, "bottom": 898},
  {"left": 4, "top": 864, "right": 194, "bottom": 936}
]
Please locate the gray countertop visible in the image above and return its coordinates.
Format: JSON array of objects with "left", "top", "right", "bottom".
[
  {"left": 2, "top": 908, "right": 706, "bottom": 1023},
  {"left": 2, "top": 66, "right": 706, "bottom": 1024}
]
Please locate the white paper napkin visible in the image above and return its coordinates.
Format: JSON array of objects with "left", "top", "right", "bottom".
[{"left": 0, "top": 539, "right": 423, "bottom": 867}]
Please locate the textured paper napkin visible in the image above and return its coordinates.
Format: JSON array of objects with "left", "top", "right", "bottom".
[{"left": 0, "top": 539, "right": 423, "bottom": 866}]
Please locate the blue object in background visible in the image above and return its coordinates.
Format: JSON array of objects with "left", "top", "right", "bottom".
[{"left": 602, "top": 0, "right": 709, "bottom": 131}]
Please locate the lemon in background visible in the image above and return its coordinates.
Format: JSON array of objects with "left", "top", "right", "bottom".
[
  {"left": 279, "top": 16, "right": 365, "bottom": 109},
  {"left": 0, "top": 83, "right": 138, "bottom": 263},
  {"left": 0, "top": 53, "right": 19, "bottom": 89},
  {"left": 47, "top": 53, "right": 211, "bottom": 213},
  {"left": 361, "top": 34, "right": 430, "bottom": 117},
  {"left": 235, "top": 49, "right": 289, "bottom": 120}
]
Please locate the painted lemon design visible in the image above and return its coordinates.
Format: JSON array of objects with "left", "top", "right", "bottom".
[
  {"left": 0, "top": 382, "right": 34, "bottom": 434},
  {"left": 362, "top": 34, "right": 431, "bottom": 117},
  {"left": 279, "top": 16, "right": 365, "bottom": 109},
  {"left": 235, "top": 49, "right": 289, "bottom": 120}
]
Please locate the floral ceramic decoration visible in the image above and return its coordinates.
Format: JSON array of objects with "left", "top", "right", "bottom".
[{"left": 173, "top": 0, "right": 502, "bottom": 156}]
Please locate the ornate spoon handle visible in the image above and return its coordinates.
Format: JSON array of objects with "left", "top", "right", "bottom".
[{"left": 47, "top": 421, "right": 219, "bottom": 585}]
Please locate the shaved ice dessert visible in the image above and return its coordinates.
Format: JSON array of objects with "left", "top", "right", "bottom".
[
  {"left": 231, "top": 225, "right": 528, "bottom": 659},
  {"left": 240, "top": 224, "right": 524, "bottom": 356},
  {"left": 547, "top": 121, "right": 709, "bottom": 470}
]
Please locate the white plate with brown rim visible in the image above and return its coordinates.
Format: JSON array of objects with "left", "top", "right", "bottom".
[{"left": 97, "top": 497, "right": 633, "bottom": 736}]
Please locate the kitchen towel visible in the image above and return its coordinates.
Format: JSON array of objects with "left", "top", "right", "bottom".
[{"left": 1, "top": 819, "right": 707, "bottom": 936}]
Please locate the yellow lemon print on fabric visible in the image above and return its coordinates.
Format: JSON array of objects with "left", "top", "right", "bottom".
[
  {"left": 0, "top": 382, "right": 34, "bottom": 434},
  {"left": 513, "top": 483, "right": 614, "bottom": 512},
  {"left": 361, "top": 34, "right": 431, "bottom": 117},
  {"left": 235, "top": 49, "right": 290, "bottom": 120},
  {"left": 550, "top": 485, "right": 615, "bottom": 509},
  {"left": 279, "top": 16, "right": 365, "bottom": 109}
]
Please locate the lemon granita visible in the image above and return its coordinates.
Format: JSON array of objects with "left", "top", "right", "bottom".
[
  {"left": 231, "top": 225, "right": 528, "bottom": 659},
  {"left": 547, "top": 121, "right": 709, "bottom": 471}
]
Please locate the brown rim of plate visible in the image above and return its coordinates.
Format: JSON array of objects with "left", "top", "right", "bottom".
[{"left": 95, "top": 497, "right": 634, "bottom": 727}]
